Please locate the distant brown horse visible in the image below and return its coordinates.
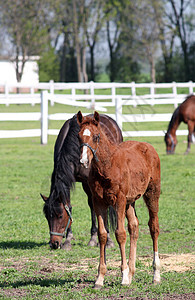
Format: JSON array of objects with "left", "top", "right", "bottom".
[
  {"left": 164, "top": 94, "right": 195, "bottom": 154},
  {"left": 77, "top": 111, "right": 161, "bottom": 288}
]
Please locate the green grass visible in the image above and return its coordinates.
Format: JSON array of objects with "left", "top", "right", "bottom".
[{"left": 0, "top": 103, "right": 194, "bottom": 299}]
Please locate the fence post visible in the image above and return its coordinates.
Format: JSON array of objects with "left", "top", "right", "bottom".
[
  {"left": 41, "top": 91, "right": 48, "bottom": 145},
  {"left": 72, "top": 86, "right": 76, "bottom": 101},
  {"left": 115, "top": 96, "right": 123, "bottom": 130},
  {"left": 172, "top": 81, "right": 177, "bottom": 108},
  {"left": 112, "top": 85, "right": 116, "bottom": 105},
  {"left": 131, "top": 81, "right": 137, "bottom": 107},
  {"left": 150, "top": 82, "right": 155, "bottom": 106},
  {"left": 5, "top": 82, "right": 9, "bottom": 107},
  {"left": 49, "top": 80, "right": 54, "bottom": 106},
  {"left": 189, "top": 81, "right": 193, "bottom": 94},
  {"left": 90, "top": 81, "right": 95, "bottom": 110}
]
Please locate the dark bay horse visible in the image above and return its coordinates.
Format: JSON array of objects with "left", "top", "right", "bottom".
[
  {"left": 164, "top": 94, "right": 195, "bottom": 154},
  {"left": 41, "top": 113, "right": 123, "bottom": 250},
  {"left": 77, "top": 111, "right": 161, "bottom": 287}
]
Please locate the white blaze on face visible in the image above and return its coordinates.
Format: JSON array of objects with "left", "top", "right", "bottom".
[{"left": 80, "top": 129, "right": 91, "bottom": 168}]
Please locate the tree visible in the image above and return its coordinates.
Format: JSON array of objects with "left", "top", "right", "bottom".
[
  {"left": 72, "top": 0, "right": 89, "bottom": 82},
  {"left": 166, "top": 0, "right": 195, "bottom": 81},
  {"left": 129, "top": 0, "right": 161, "bottom": 83},
  {"left": 84, "top": 0, "right": 107, "bottom": 81},
  {"left": 0, "top": 0, "right": 50, "bottom": 83},
  {"left": 38, "top": 46, "right": 60, "bottom": 82},
  {"left": 48, "top": 0, "right": 77, "bottom": 82},
  {"left": 151, "top": 0, "right": 176, "bottom": 82}
]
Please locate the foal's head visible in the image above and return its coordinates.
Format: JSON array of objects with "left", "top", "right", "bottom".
[
  {"left": 41, "top": 193, "right": 72, "bottom": 249},
  {"left": 77, "top": 111, "right": 100, "bottom": 169}
]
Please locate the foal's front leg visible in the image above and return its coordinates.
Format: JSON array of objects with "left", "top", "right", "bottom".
[{"left": 94, "top": 205, "right": 108, "bottom": 288}]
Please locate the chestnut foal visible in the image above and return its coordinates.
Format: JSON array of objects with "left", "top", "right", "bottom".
[{"left": 77, "top": 111, "right": 161, "bottom": 288}]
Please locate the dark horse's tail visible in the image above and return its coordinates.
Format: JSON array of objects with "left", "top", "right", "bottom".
[{"left": 108, "top": 206, "right": 117, "bottom": 232}]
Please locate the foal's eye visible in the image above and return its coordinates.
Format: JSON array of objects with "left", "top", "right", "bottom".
[{"left": 59, "top": 215, "right": 63, "bottom": 219}]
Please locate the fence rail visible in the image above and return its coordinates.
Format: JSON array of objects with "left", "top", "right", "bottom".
[{"left": 0, "top": 81, "right": 194, "bottom": 143}]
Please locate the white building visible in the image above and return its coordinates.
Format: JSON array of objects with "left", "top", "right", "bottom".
[{"left": 0, "top": 56, "right": 39, "bottom": 92}]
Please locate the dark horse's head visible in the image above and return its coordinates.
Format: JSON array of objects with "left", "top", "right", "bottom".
[
  {"left": 41, "top": 116, "right": 80, "bottom": 249},
  {"left": 41, "top": 191, "right": 73, "bottom": 249},
  {"left": 164, "top": 132, "right": 177, "bottom": 154}
]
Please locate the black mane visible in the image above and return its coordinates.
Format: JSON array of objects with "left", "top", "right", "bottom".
[
  {"left": 44, "top": 115, "right": 80, "bottom": 216},
  {"left": 167, "top": 106, "right": 180, "bottom": 132}
]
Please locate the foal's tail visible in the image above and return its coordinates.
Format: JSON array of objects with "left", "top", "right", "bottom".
[{"left": 108, "top": 206, "right": 117, "bottom": 232}]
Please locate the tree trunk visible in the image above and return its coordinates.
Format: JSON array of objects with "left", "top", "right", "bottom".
[
  {"left": 73, "top": 0, "right": 82, "bottom": 82},
  {"left": 169, "top": 0, "right": 190, "bottom": 81},
  {"left": 82, "top": 47, "right": 88, "bottom": 83},
  {"left": 151, "top": 57, "right": 156, "bottom": 83},
  {"left": 90, "top": 46, "right": 95, "bottom": 81},
  {"left": 107, "top": 21, "right": 115, "bottom": 82},
  {"left": 60, "top": 32, "right": 67, "bottom": 82}
]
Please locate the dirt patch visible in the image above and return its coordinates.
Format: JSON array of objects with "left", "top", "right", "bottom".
[
  {"left": 0, "top": 254, "right": 194, "bottom": 299},
  {"left": 140, "top": 253, "right": 195, "bottom": 273},
  {"left": 1, "top": 253, "right": 194, "bottom": 274},
  {"left": 1, "top": 288, "right": 28, "bottom": 299},
  {"left": 106, "top": 253, "right": 195, "bottom": 275}
]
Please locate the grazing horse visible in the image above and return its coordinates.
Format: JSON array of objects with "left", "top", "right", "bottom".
[
  {"left": 164, "top": 94, "right": 195, "bottom": 154},
  {"left": 41, "top": 114, "right": 123, "bottom": 250},
  {"left": 77, "top": 111, "right": 161, "bottom": 287}
]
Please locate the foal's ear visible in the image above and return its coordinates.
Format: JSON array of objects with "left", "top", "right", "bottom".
[
  {"left": 40, "top": 193, "right": 48, "bottom": 202},
  {"left": 94, "top": 111, "right": 100, "bottom": 123},
  {"left": 77, "top": 111, "right": 83, "bottom": 125}
]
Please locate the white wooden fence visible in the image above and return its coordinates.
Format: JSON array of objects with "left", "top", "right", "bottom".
[{"left": 0, "top": 81, "right": 194, "bottom": 143}]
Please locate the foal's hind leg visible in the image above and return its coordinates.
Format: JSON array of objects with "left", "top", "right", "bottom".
[
  {"left": 126, "top": 203, "right": 139, "bottom": 284},
  {"left": 94, "top": 203, "right": 108, "bottom": 288},
  {"left": 115, "top": 195, "right": 129, "bottom": 285},
  {"left": 143, "top": 185, "right": 160, "bottom": 284}
]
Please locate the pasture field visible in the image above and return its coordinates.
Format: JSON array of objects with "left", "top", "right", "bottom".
[{"left": 0, "top": 103, "right": 195, "bottom": 299}]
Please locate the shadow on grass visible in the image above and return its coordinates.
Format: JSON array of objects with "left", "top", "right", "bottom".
[
  {"left": 0, "top": 277, "right": 94, "bottom": 289},
  {"left": 0, "top": 241, "right": 47, "bottom": 249}
]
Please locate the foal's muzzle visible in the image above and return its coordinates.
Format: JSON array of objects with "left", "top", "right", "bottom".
[{"left": 80, "top": 143, "right": 99, "bottom": 168}]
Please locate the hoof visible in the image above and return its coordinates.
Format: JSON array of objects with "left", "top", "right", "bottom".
[
  {"left": 121, "top": 267, "right": 130, "bottom": 285},
  {"left": 88, "top": 240, "right": 98, "bottom": 247},
  {"left": 153, "top": 280, "right": 160, "bottom": 285},
  {"left": 93, "top": 284, "right": 103, "bottom": 289},
  {"left": 67, "top": 232, "right": 74, "bottom": 241},
  {"left": 106, "top": 236, "right": 115, "bottom": 248},
  {"left": 88, "top": 233, "right": 98, "bottom": 247},
  {"left": 61, "top": 241, "right": 71, "bottom": 250}
]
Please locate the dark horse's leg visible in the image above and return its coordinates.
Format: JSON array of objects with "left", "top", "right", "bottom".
[
  {"left": 82, "top": 182, "right": 98, "bottom": 246},
  {"left": 185, "top": 120, "right": 194, "bottom": 154},
  {"left": 82, "top": 182, "right": 114, "bottom": 248},
  {"left": 61, "top": 203, "right": 74, "bottom": 250},
  {"left": 61, "top": 227, "right": 74, "bottom": 250}
]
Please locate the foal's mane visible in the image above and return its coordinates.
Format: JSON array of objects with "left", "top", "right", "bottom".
[{"left": 46, "top": 115, "right": 80, "bottom": 211}]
